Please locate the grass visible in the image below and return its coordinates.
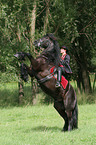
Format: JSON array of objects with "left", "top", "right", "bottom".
[{"left": 0, "top": 104, "right": 96, "bottom": 145}]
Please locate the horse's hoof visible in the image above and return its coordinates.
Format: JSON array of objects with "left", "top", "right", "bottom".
[{"left": 62, "top": 127, "right": 68, "bottom": 132}]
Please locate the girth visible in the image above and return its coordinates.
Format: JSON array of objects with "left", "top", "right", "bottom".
[
  {"left": 38, "top": 73, "right": 53, "bottom": 83},
  {"left": 32, "top": 68, "right": 55, "bottom": 84}
]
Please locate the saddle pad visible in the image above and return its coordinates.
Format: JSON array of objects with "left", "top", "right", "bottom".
[{"left": 50, "top": 66, "right": 68, "bottom": 89}]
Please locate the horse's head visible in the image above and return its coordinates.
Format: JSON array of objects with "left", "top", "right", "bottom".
[
  {"left": 33, "top": 34, "right": 55, "bottom": 50},
  {"left": 34, "top": 33, "right": 60, "bottom": 67}
]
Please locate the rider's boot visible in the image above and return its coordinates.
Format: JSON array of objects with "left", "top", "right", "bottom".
[{"left": 55, "top": 67, "right": 62, "bottom": 88}]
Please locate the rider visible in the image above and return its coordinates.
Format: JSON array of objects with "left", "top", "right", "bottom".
[{"left": 55, "top": 46, "right": 72, "bottom": 88}]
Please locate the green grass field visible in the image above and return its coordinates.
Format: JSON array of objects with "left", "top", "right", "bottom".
[{"left": 0, "top": 104, "right": 96, "bottom": 145}]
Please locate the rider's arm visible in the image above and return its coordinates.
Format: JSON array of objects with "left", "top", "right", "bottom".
[{"left": 60, "top": 55, "right": 70, "bottom": 66}]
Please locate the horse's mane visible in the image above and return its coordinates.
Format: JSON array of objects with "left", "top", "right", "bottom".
[{"left": 41, "top": 33, "right": 60, "bottom": 67}]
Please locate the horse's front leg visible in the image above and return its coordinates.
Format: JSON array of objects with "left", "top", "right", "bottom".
[
  {"left": 54, "top": 101, "right": 68, "bottom": 131},
  {"left": 20, "top": 63, "right": 33, "bottom": 82},
  {"left": 14, "top": 52, "right": 39, "bottom": 70}
]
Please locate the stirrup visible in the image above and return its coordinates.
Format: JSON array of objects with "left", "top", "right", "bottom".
[{"left": 55, "top": 82, "right": 61, "bottom": 88}]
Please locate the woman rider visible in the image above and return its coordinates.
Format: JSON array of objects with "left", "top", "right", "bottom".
[{"left": 55, "top": 46, "right": 72, "bottom": 88}]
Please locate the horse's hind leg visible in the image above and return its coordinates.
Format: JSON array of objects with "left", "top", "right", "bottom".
[
  {"left": 66, "top": 107, "right": 78, "bottom": 131},
  {"left": 54, "top": 101, "right": 68, "bottom": 131},
  {"left": 66, "top": 111, "right": 74, "bottom": 131}
]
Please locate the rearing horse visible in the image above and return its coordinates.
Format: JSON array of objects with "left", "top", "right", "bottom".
[{"left": 14, "top": 33, "right": 78, "bottom": 131}]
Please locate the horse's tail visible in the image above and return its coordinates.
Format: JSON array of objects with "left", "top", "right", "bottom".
[{"left": 72, "top": 100, "right": 78, "bottom": 129}]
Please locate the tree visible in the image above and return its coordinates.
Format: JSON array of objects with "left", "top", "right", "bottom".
[
  {"left": 29, "top": 0, "right": 37, "bottom": 104},
  {"left": 71, "top": 0, "right": 95, "bottom": 93},
  {"left": 0, "top": 0, "right": 96, "bottom": 105},
  {"left": 51, "top": 0, "right": 96, "bottom": 93},
  {"left": 43, "top": 0, "right": 50, "bottom": 34}
]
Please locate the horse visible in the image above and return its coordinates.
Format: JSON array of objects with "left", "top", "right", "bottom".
[{"left": 14, "top": 33, "right": 78, "bottom": 131}]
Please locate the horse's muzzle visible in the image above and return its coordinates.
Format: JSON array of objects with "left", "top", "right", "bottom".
[{"left": 14, "top": 53, "right": 19, "bottom": 58}]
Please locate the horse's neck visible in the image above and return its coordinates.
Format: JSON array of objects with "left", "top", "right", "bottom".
[{"left": 42, "top": 42, "right": 54, "bottom": 53}]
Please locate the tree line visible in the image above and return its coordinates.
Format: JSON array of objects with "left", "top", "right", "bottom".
[{"left": 0, "top": 0, "right": 96, "bottom": 99}]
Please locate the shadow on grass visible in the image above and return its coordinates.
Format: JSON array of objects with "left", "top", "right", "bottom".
[{"left": 26, "top": 125, "right": 62, "bottom": 132}]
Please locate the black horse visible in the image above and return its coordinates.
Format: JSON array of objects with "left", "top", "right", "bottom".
[{"left": 14, "top": 33, "right": 78, "bottom": 131}]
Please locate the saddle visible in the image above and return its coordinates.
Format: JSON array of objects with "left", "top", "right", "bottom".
[{"left": 50, "top": 66, "right": 68, "bottom": 89}]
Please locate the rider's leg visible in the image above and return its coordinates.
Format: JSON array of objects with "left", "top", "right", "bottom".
[{"left": 55, "top": 67, "right": 62, "bottom": 88}]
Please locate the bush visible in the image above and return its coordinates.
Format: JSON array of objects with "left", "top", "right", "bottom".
[
  {"left": 0, "top": 72, "right": 18, "bottom": 83},
  {"left": 0, "top": 81, "right": 96, "bottom": 107}
]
